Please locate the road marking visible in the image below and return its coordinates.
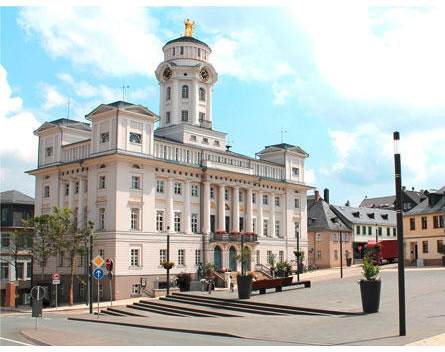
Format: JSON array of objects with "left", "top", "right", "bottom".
[{"left": 0, "top": 337, "right": 33, "bottom": 346}]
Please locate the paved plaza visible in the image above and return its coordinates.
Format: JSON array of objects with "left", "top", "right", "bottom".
[{"left": 2, "top": 265, "right": 445, "bottom": 346}]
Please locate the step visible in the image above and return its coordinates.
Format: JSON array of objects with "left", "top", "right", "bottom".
[
  {"left": 138, "top": 300, "right": 240, "bottom": 317},
  {"left": 128, "top": 303, "right": 187, "bottom": 317},
  {"left": 105, "top": 306, "right": 149, "bottom": 317},
  {"left": 133, "top": 301, "right": 213, "bottom": 317}
]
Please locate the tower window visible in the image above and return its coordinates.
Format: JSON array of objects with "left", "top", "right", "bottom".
[
  {"left": 129, "top": 132, "right": 142, "bottom": 144},
  {"left": 182, "top": 85, "right": 189, "bottom": 99},
  {"left": 199, "top": 88, "right": 205, "bottom": 101},
  {"left": 100, "top": 132, "right": 109, "bottom": 143},
  {"left": 199, "top": 112, "right": 205, "bottom": 121},
  {"left": 181, "top": 110, "right": 188, "bottom": 122},
  {"left": 45, "top": 147, "right": 53, "bottom": 156},
  {"left": 166, "top": 87, "right": 171, "bottom": 100},
  {"left": 198, "top": 48, "right": 201, "bottom": 57},
  {"left": 172, "top": 47, "right": 175, "bottom": 56},
  {"left": 166, "top": 111, "right": 171, "bottom": 124},
  {"left": 180, "top": 46, "right": 184, "bottom": 55}
]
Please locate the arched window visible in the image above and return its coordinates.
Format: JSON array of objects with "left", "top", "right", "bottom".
[
  {"left": 199, "top": 87, "right": 205, "bottom": 101},
  {"left": 182, "top": 85, "right": 189, "bottom": 99},
  {"left": 166, "top": 87, "right": 171, "bottom": 101}
]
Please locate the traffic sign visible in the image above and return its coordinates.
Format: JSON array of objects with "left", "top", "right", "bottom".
[
  {"left": 93, "top": 255, "right": 104, "bottom": 268},
  {"left": 52, "top": 279, "right": 60, "bottom": 285},
  {"left": 52, "top": 272, "right": 60, "bottom": 280},
  {"left": 105, "top": 258, "right": 113, "bottom": 271},
  {"left": 31, "top": 286, "right": 46, "bottom": 301},
  {"left": 93, "top": 268, "right": 104, "bottom": 280}
]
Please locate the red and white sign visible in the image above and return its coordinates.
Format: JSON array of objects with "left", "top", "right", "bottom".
[
  {"left": 105, "top": 258, "right": 112, "bottom": 268},
  {"left": 52, "top": 272, "right": 60, "bottom": 280}
]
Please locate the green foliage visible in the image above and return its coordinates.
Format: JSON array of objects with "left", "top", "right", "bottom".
[
  {"left": 233, "top": 247, "right": 251, "bottom": 266},
  {"left": 293, "top": 250, "right": 305, "bottom": 261},
  {"left": 203, "top": 262, "right": 215, "bottom": 277},
  {"left": 361, "top": 255, "right": 381, "bottom": 282},
  {"left": 345, "top": 250, "right": 351, "bottom": 259}
]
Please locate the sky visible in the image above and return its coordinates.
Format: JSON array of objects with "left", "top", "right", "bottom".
[{"left": 1, "top": 4, "right": 445, "bottom": 206}]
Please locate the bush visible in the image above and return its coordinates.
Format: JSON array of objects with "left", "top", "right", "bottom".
[
  {"left": 361, "top": 255, "right": 380, "bottom": 282},
  {"left": 275, "top": 261, "right": 287, "bottom": 277},
  {"left": 176, "top": 272, "right": 192, "bottom": 291}
]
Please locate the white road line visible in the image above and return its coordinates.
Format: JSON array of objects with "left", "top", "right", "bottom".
[{"left": 0, "top": 337, "right": 33, "bottom": 346}]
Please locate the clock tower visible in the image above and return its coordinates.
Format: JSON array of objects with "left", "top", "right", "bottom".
[{"left": 154, "top": 20, "right": 226, "bottom": 151}]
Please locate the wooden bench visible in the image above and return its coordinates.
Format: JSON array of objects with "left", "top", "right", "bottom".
[{"left": 251, "top": 277, "right": 310, "bottom": 294}]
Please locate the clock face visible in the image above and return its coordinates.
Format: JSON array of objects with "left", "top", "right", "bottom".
[
  {"left": 200, "top": 69, "right": 209, "bottom": 82},
  {"left": 163, "top": 67, "right": 172, "bottom": 81}
]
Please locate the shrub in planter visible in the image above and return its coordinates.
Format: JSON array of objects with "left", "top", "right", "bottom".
[
  {"left": 176, "top": 272, "right": 192, "bottom": 291},
  {"left": 359, "top": 255, "right": 381, "bottom": 313},
  {"left": 293, "top": 250, "right": 305, "bottom": 273},
  {"left": 161, "top": 261, "right": 175, "bottom": 270},
  {"left": 345, "top": 250, "right": 352, "bottom": 267},
  {"left": 275, "top": 261, "right": 287, "bottom": 277},
  {"left": 234, "top": 248, "right": 253, "bottom": 299}
]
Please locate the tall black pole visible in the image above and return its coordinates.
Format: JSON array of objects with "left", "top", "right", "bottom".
[
  {"left": 241, "top": 234, "right": 245, "bottom": 276},
  {"left": 340, "top": 230, "right": 343, "bottom": 278},
  {"left": 296, "top": 232, "right": 300, "bottom": 282},
  {"left": 89, "top": 235, "right": 93, "bottom": 314},
  {"left": 394, "top": 131, "right": 406, "bottom": 336},
  {"left": 166, "top": 234, "right": 170, "bottom": 296}
]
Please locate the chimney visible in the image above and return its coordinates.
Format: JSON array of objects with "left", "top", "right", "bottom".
[
  {"left": 412, "top": 187, "right": 414, "bottom": 191},
  {"left": 402, "top": 186, "right": 406, "bottom": 191},
  {"left": 324, "top": 188, "right": 330, "bottom": 204},
  {"left": 314, "top": 190, "right": 320, "bottom": 201}
]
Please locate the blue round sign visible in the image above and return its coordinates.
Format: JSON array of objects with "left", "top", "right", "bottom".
[{"left": 93, "top": 268, "right": 104, "bottom": 280}]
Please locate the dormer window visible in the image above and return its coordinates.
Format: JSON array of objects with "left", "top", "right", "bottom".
[
  {"left": 100, "top": 132, "right": 109, "bottom": 143},
  {"left": 129, "top": 132, "right": 142, "bottom": 144},
  {"left": 292, "top": 167, "right": 299, "bottom": 176},
  {"left": 352, "top": 211, "right": 360, "bottom": 218},
  {"left": 166, "top": 87, "right": 171, "bottom": 100},
  {"left": 199, "top": 88, "right": 205, "bottom": 101},
  {"left": 381, "top": 214, "right": 388, "bottom": 220},
  {"left": 367, "top": 213, "right": 375, "bottom": 219},
  {"left": 45, "top": 147, "right": 53, "bottom": 157},
  {"left": 182, "top": 85, "right": 189, "bottom": 99}
]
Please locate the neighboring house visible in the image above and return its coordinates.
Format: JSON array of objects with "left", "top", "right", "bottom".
[
  {"left": 359, "top": 187, "right": 425, "bottom": 212},
  {"left": 331, "top": 204, "right": 397, "bottom": 260},
  {"left": 307, "top": 190, "right": 353, "bottom": 268},
  {"left": 26, "top": 22, "right": 313, "bottom": 302},
  {"left": 403, "top": 186, "right": 445, "bottom": 266},
  {"left": 0, "top": 190, "right": 34, "bottom": 306}
]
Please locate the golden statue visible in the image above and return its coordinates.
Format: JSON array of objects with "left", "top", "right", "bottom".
[{"left": 184, "top": 18, "right": 195, "bottom": 37}]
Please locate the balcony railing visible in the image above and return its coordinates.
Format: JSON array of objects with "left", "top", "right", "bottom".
[
  {"left": 209, "top": 233, "right": 258, "bottom": 243},
  {"left": 199, "top": 118, "right": 212, "bottom": 129}
]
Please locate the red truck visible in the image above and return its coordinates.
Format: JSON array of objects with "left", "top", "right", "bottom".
[{"left": 365, "top": 240, "right": 398, "bottom": 264}]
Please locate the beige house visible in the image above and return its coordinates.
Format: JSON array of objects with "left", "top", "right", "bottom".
[
  {"left": 27, "top": 24, "right": 313, "bottom": 302},
  {"left": 404, "top": 187, "right": 445, "bottom": 266}
]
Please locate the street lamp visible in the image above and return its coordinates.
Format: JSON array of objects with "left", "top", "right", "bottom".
[
  {"left": 339, "top": 230, "right": 343, "bottom": 278},
  {"left": 393, "top": 131, "right": 406, "bottom": 336}
]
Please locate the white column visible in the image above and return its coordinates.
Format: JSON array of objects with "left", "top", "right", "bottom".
[
  {"left": 218, "top": 184, "right": 225, "bottom": 231},
  {"left": 258, "top": 191, "right": 263, "bottom": 236},
  {"left": 184, "top": 180, "right": 191, "bottom": 234},
  {"left": 202, "top": 182, "right": 210, "bottom": 234},
  {"left": 167, "top": 178, "right": 174, "bottom": 232},
  {"left": 271, "top": 192, "right": 276, "bottom": 238},
  {"left": 78, "top": 178, "right": 85, "bottom": 227},
  {"left": 232, "top": 186, "right": 239, "bottom": 232},
  {"left": 246, "top": 189, "right": 253, "bottom": 233}
]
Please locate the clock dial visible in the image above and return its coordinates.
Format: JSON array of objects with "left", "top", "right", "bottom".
[
  {"left": 200, "top": 69, "right": 209, "bottom": 82},
  {"left": 163, "top": 67, "right": 172, "bottom": 81}
]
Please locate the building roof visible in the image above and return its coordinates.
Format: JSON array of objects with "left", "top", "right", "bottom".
[
  {"left": 0, "top": 190, "right": 35, "bottom": 205},
  {"left": 48, "top": 118, "right": 91, "bottom": 131},
  {"left": 307, "top": 198, "right": 351, "bottom": 232},
  {"left": 163, "top": 36, "right": 210, "bottom": 50},
  {"left": 405, "top": 187, "right": 445, "bottom": 216},
  {"left": 331, "top": 205, "right": 397, "bottom": 227},
  {"left": 359, "top": 190, "right": 426, "bottom": 209}
]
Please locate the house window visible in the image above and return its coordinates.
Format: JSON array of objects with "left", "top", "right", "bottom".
[
  {"left": 409, "top": 218, "right": 415, "bottom": 230},
  {"left": 333, "top": 233, "right": 338, "bottom": 242},
  {"left": 191, "top": 184, "right": 199, "bottom": 197},
  {"left": 292, "top": 167, "right": 299, "bottom": 176},
  {"left": 334, "top": 250, "right": 338, "bottom": 260},
  {"left": 174, "top": 182, "right": 182, "bottom": 195},
  {"left": 202, "top": 137, "right": 208, "bottom": 144},
  {"left": 75, "top": 182, "right": 79, "bottom": 194},
  {"left": 131, "top": 208, "right": 140, "bottom": 230},
  {"left": 387, "top": 228, "right": 391, "bottom": 236},
  {"left": 279, "top": 251, "right": 284, "bottom": 262},
  {"left": 1, "top": 234, "right": 10, "bottom": 247},
  {"left": 132, "top": 284, "right": 140, "bottom": 295},
  {"left": 210, "top": 187, "right": 214, "bottom": 199},
  {"left": 98, "top": 175, "right": 106, "bottom": 189},
  {"left": 263, "top": 194, "right": 268, "bottom": 205},
  {"left": 45, "top": 147, "right": 53, "bottom": 157},
  {"left": 182, "top": 85, "right": 189, "bottom": 98},
  {"left": 16, "top": 262, "right": 24, "bottom": 280},
  {"left": 198, "top": 48, "right": 201, "bottom": 57},
  {"left": 275, "top": 221, "right": 280, "bottom": 237},
  {"left": 166, "top": 111, "right": 171, "bottom": 124},
  {"left": 368, "top": 226, "right": 372, "bottom": 235},
  {"left": 317, "top": 250, "right": 322, "bottom": 259},
  {"left": 199, "top": 88, "right": 205, "bottom": 101},
  {"left": 130, "top": 249, "right": 140, "bottom": 267},
  {"left": 294, "top": 198, "right": 300, "bottom": 208},
  {"left": 275, "top": 197, "right": 280, "bottom": 206},
  {"left": 344, "top": 234, "right": 349, "bottom": 242},
  {"left": 178, "top": 249, "right": 185, "bottom": 266},
  {"left": 181, "top": 110, "right": 189, "bottom": 122},
  {"left": 239, "top": 217, "right": 244, "bottom": 231},
  {"left": 166, "top": 87, "right": 171, "bottom": 101},
  {"left": 195, "top": 249, "right": 201, "bottom": 265},
  {"left": 191, "top": 214, "right": 199, "bottom": 233},
  {"left": 437, "top": 240, "right": 444, "bottom": 253},
  {"left": 26, "top": 262, "right": 32, "bottom": 278},
  {"left": 43, "top": 185, "right": 50, "bottom": 198},
  {"left": 160, "top": 249, "right": 166, "bottom": 264},
  {"left": 267, "top": 251, "right": 273, "bottom": 265},
  {"left": 99, "top": 249, "right": 105, "bottom": 258},
  {"left": 156, "top": 180, "right": 164, "bottom": 193},
  {"left": 422, "top": 241, "right": 428, "bottom": 253},
  {"left": 356, "top": 226, "right": 361, "bottom": 235},
  {"left": 393, "top": 228, "right": 397, "bottom": 237},
  {"left": 378, "top": 227, "right": 382, "bottom": 236},
  {"left": 433, "top": 216, "right": 439, "bottom": 229},
  {"left": 190, "top": 135, "right": 197, "bottom": 141},
  {"left": 252, "top": 193, "right": 256, "bottom": 204},
  {"left": 180, "top": 46, "right": 184, "bottom": 55},
  {"left": 65, "top": 183, "right": 69, "bottom": 196},
  {"left": 362, "top": 226, "right": 366, "bottom": 235},
  {"left": 100, "top": 132, "right": 109, "bottom": 143},
  {"left": 172, "top": 47, "right": 175, "bottom": 56},
  {"left": 256, "top": 250, "right": 260, "bottom": 264},
  {"left": 174, "top": 212, "right": 181, "bottom": 232},
  {"left": 252, "top": 218, "right": 256, "bottom": 233},
  {"left": 129, "top": 132, "right": 142, "bottom": 144},
  {"left": 1, "top": 262, "right": 9, "bottom": 279},
  {"left": 156, "top": 211, "right": 164, "bottom": 232},
  {"left": 98, "top": 208, "right": 105, "bottom": 230},
  {"left": 403, "top": 202, "right": 410, "bottom": 211},
  {"left": 421, "top": 217, "right": 427, "bottom": 229},
  {"left": 316, "top": 233, "right": 322, "bottom": 242},
  {"left": 131, "top": 176, "right": 141, "bottom": 190},
  {"left": 263, "top": 219, "right": 268, "bottom": 236}
]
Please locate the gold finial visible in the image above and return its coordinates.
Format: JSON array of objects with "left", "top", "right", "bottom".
[{"left": 184, "top": 18, "right": 195, "bottom": 37}]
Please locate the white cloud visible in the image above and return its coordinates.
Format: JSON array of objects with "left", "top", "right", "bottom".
[
  {"left": 18, "top": 7, "right": 164, "bottom": 77},
  {"left": 41, "top": 84, "right": 67, "bottom": 110}
]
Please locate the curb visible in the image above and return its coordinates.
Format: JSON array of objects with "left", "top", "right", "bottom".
[{"left": 20, "top": 330, "right": 53, "bottom": 346}]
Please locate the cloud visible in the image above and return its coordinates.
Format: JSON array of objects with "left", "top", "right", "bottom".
[
  {"left": 40, "top": 84, "right": 67, "bottom": 110},
  {"left": 18, "top": 7, "right": 164, "bottom": 77}
]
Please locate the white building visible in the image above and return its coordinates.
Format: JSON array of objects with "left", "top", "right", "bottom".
[{"left": 28, "top": 23, "right": 312, "bottom": 301}]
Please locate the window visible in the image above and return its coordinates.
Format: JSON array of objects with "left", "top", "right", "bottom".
[
  {"left": 210, "top": 187, "right": 214, "bottom": 199},
  {"left": 182, "top": 85, "right": 189, "bottom": 98},
  {"left": 166, "top": 111, "right": 171, "bottom": 123},
  {"left": 191, "top": 214, "right": 199, "bottom": 233},
  {"left": 362, "top": 226, "right": 366, "bottom": 235},
  {"left": 131, "top": 208, "right": 140, "bottom": 230},
  {"left": 393, "top": 228, "right": 397, "bottom": 237},
  {"left": 45, "top": 147, "right": 53, "bottom": 157},
  {"left": 198, "top": 48, "right": 201, "bottom": 57},
  {"left": 64, "top": 183, "right": 69, "bottom": 196},
  {"left": 130, "top": 249, "right": 140, "bottom": 267},
  {"left": 199, "top": 88, "right": 205, "bottom": 101},
  {"left": 368, "top": 226, "right": 372, "bottom": 235},
  {"left": 437, "top": 240, "right": 443, "bottom": 253},
  {"left": 292, "top": 167, "right": 299, "bottom": 176},
  {"left": 267, "top": 251, "right": 273, "bottom": 265},
  {"left": 132, "top": 284, "right": 140, "bottom": 295},
  {"left": 356, "top": 226, "right": 361, "bottom": 235},
  {"left": 166, "top": 87, "right": 171, "bottom": 100},
  {"left": 174, "top": 212, "right": 181, "bottom": 232},
  {"left": 387, "top": 228, "right": 391, "bottom": 236},
  {"left": 203, "top": 137, "right": 208, "bottom": 144},
  {"left": 75, "top": 181, "right": 79, "bottom": 194},
  {"left": 181, "top": 110, "right": 188, "bottom": 122},
  {"left": 256, "top": 250, "right": 260, "bottom": 264},
  {"left": 275, "top": 221, "right": 280, "bottom": 237},
  {"left": 180, "top": 46, "right": 184, "bottom": 55},
  {"left": 174, "top": 182, "right": 182, "bottom": 195},
  {"left": 263, "top": 219, "right": 268, "bottom": 236},
  {"left": 252, "top": 218, "right": 256, "bottom": 233},
  {"left": 378, "top": 227, "right": 382, "bottom": 236},
  {"left": 191, "top": 184, "right": 199, "bottom": 197},
  {"left": 294, "top": 222, "right": 300, "bottom": 238},
  {"left": 178, "top": 249, "right": 185, "bottom": 266},
  {"left": 403, "top": 202, "right": 410, "bottom": 211},
  {"left": 2, "top": 233, "right": 10, "bottom": 247},
  {"left": 225, "top": 189, "right": 229, "bottom": 201},
  {"left": 156, "top": 180, "right": 164, "bottom": 193},
  {"left": 156, "top": 211, "right": 164, "bottom": 231},
  {"left": 421, "top": 217, "right": 427, "bottom": 229},
  {"left": 333, "top": 233, "right": 338, "bottom": 242},
  {"left": 294, "top": 198, "right": 300, "bottom": 208},
  {"left": 160, "top": 249, "right": 166, "bottom": 264},
  {"left": 274, "top": 197, "right": 280, "bottom": 206},
  {"left": 433, "top": 216, "right": 439, "bottom": 229},
  {"left": 422, "top": 241, "right": 428, "bottom": 253},
  {"left": 334, "top": 250, "right": 338, "bottom": 260},
  {"left": 317, "top": 250, "right": 322, "bottom": 259},
  {"left": 1, "top": 262, "right": 9, "bottom": 279},
  {"left": 316, "top": 233, "right": 322, "bottom": 242},
  {"left": 279, "top": 251, "right": 284, "bottom": 262},
  {"left": 263, "top": 194, "right": 268, "bottom": 205},
  {"left": 239, "top": 217, "right": 244, "bottom": 231},
  {"left": 129, "top": 132, "right": 142, "bottom": 144},
  {"left": 100, "top": 132, "right": 109, "bottom": 143},
  {"left": 79, "top": 254, "right": 84, "bottom": 267},
  {"left": 172, "top": 47, "right": 175, "bottom": 56},
  {"left": 16, "top": 262, "right": 24, "bottom": 280},
  {"left": 344, "top": 234, "right": 349, "bottom": 242},
  {"left": 26, "top": 262, "right": 32, "bottom": 279},
  {"left": 99, "top": 175, "right": 106, "bottom": 189},
  {"left": 195, "top": 249, "right": 201, "bottom": 265},
  {"left": 43, "top": 185, "right": 50, "bottom": 198},
  {"left": 99, "top": 249, "right": 105, "bottom": 258},
  {"left": 98, "top": 208, "right": 105, "bottom": 230},
  {"left": 252, "top": 193, "right": 256, "bottom": 204},
  {"left": 440, "top": 215, "right": 444, "bottom": 228},
  {"left": 408, "top": 218, "right": 415, "bottom": 230},
  {"left": 131, "top": 176, "right": 141, "bottom": 190}
]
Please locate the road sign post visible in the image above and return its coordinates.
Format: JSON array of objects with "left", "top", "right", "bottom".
[
  {"left": 93, "top": 268, "right": 104, "bottom": 318},
  {"left": 105, "top": 258, "right": 113, "bottom": 307},
  {"left": 52, "top": 273, "right": 60, "bottom": 309}
]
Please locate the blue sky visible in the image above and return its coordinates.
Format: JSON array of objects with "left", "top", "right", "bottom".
[{"left": 1, "top": 5, "right": 445, "bottom": 205}]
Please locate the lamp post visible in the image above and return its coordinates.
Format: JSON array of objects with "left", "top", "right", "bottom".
[
  {"left": 394, "top": 131, "right": 406, "bottom": 336},
  {"left": 296, "top": 228, "right": 300, "bottom": 282},
  {"left": 241, "top": 233, "right": 245, "bottom": 276},
  {"left": 166, "top": 234, "right": 170, "bottom": 296},
  {"left": 339, "top": 230, "right": 343, "bottom": 278},
  {"left": 375, "top": 223, "right": 378, "bottom": 244}
]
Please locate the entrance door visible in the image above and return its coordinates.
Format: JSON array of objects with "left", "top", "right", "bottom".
[
  {"left": 242, "top": 246, "right": 251, "bottom": 272},
  {"left": 414, "top": 244, "right": 418, "bottom": 260},
  {"left": 225, "top": 216, "right": 230, "bottom": 232},
  {"left": 214, "top": 245, "right": 222, "bottom": 270},
  {"left": 229, "top": 246, "right": 237, "bottom": 271}
]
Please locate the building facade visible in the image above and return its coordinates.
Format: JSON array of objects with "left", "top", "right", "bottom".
[
  {"left": 27, "top": 24, "right": 312, "bottom": 302},
  {"left": 403, "top": 186, "right": 445, "bottom": 266},
  {"left": 0, "top": 190, "right": 34, "bottom": 306}
]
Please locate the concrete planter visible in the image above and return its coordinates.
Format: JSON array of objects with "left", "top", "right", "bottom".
[
  {"left": 236, "top": 275, "right": 252, "bottom": 299},
  {"left": 346, "top": 258, "right": 352, "bottom": 267},
  {"left": 360, "top": 280, "right": 381, "bottom": 313}
]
